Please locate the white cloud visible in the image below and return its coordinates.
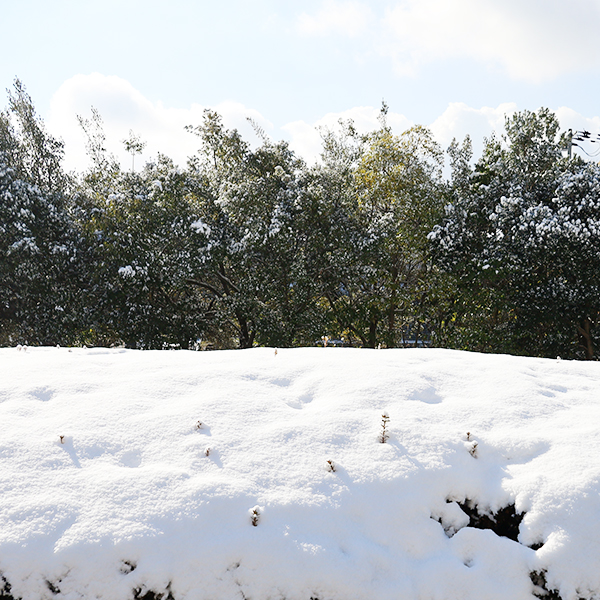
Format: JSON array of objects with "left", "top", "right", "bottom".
[
  {"left": 282, "top": 103, "right": 518, "bottom": 168},
  {"left": 298, "top": 0, "right": 600, "bottom": 82},
  {"left": 282, "top": 105, "right": 413, "bottom": 164},
  {"left": 297, "top": 0, "right": 374, "bottom": 37},
  {"left": 553, "top": 107, "right": 600, "bottom": 133},
  {"left": 383, "top": 0, "right": 600, "bottom": 82},
  {"left": 430, "top": 102, "right": 600, "bottom": 161},
  {"left": 45, "top": 75, "right": 600, "bottom": 175},
  {"left": 46, "top": 73, "right": 273, "bottom": 173},
  {"left": 428, "top": 102, "right": 517, "bottom": 157}
]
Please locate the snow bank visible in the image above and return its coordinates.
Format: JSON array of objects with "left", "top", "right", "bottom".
[{"left": 1, "top": 347, "right": 599, "bottom": 600}]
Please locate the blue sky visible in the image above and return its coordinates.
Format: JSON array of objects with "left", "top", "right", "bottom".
[{"left": 2, "top": 0, "right": 600, "bottom": 171}]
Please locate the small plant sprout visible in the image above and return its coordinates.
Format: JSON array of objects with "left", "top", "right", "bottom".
[
  {"left": 466, "top": 432, "right": 471, "bottom": 441},
  {"left": 59, "top": 435, "right": 65, "bottom": 444},
  {"left": 380, "top": 412, "right": 390, "bottom": 443},
  {"left": 204, "top": 447, "right": 211, "bottom": 457},
  {"left": 250, "top": 505, "right": 262, "bottom": 526},
  {"left": 326, "top": 459, "right": 336, "bottom": 473},
  {"left": 469, "top": 442, "right": 478, "bottom": 458},
  {"left": 195, "top": 420, "right": 203, "bottom": 430}
]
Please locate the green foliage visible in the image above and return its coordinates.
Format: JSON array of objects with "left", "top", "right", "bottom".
[
  {"left": 2, "top": 79, "right": 70, "bottom": 195},
  {"left": 75, "top": 155, "right": 213, "bottom": 349},
  {"left": 185, "top": 111, "right": 329, "bottom": 348},
  {"left": 0, "top": 160, "right": 76, "bottom": 344},
  {"left": 317, "top": 113, "right": 444, "bottom": 348},
  {"left": 0, "top": 80, "right": 89, "bottom": 346},
  {"left": 2, "top": 83, "right": 597, "bottom": 360},
  {"left": 430, "top": 109, "right": 600, "bottom": 359}
]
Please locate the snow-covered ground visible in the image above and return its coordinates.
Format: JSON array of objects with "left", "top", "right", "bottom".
[{"left": 1, "top": 346, "right": 599, "bottom": 600}]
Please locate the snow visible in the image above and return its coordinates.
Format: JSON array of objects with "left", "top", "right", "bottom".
[
  {"left": 118, "top": 265, "right": 136, "bottom": 278},
  {"left": 1, "top": 347, "right": 600, "bottom": 600},
  {"left": 190, "top": 219, "right": 210, "bottom": 236}
]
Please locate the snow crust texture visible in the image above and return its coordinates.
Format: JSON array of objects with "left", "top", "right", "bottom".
[{"left": 1, "top": 347, "right": 599, "bottom": 600}]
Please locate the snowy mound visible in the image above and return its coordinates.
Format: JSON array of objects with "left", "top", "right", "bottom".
[{"left": 1, "top": 347, "right": 600, "bottom": 600}]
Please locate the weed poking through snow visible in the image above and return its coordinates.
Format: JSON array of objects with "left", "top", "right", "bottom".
[
  {"left": 204, "top": 447, "right": 210, "bottom": 457},
  {"left": 250, "top": 506, "right": 261, "bottom": 526},
  {"left": 380, "top": 412, "right": 390, "bottom": 443},
  {"left": 195, "top": 421, "right": 203, "bottom": 430},
  {"left": 59, "top": 435, "right": 65, "bottom": 444},
  {"left": 469, "top": 442, "right": 478, "bottom": 458},
  {"left": 326, "top": 460, "right": 336, "bottom": 473}
]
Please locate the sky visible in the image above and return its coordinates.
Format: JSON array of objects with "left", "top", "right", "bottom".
[{"left": 2, "top": 0, "right": 600, "bottom": 172}]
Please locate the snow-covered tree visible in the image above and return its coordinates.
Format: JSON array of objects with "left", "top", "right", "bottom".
[
  {"left": 75, "top": 154, "right": 214, "bottom": 348},
  {"left": 429, "top": 109, "right": 600, "bottom": 359},
  {"left": 314, "top": 106, "right": 444, "bottom": 348},
  {"left": 185, "top": 110, "right": 329, "bottom": 348},
  {"left": 0, "top": 80, "right": 83, "bottom": 345}
]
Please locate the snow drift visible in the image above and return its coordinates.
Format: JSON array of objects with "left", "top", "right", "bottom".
[{"left": 1, "top": 346, "right": 599, "bottom": 600}]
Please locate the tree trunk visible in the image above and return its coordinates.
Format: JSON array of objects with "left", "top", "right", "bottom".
[
  {"left": 368, "top": 317, "right": 377, "bottom": 349},
  {"left": 577, "top": 318, "right": 594, "bottom": 360},
  {"left": 237, "top": 313, "right": 254, "bottom": 349}
]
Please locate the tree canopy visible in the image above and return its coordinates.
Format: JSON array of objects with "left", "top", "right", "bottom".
[
  {"left": 429, "top": 109, "right": 600, "bottom": 359},
  {"left": 2, "top": 81, "right": 598, "bottom": 359}
]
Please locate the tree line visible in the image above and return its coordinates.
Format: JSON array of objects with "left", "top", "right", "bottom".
[{"left": 1, "top": 81, "right": 599, "bottom": 359}]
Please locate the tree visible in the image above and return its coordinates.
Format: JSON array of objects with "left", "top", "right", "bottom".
[
  {"left": 74, "top": 149, "right": 216, "bottom": 349},
  {"left": 77, "top": 107, "right": 120, "bottom": 188},
  {"left": 185, "top": 110, "right": 329, "bottom": 348},
  {"left": 429, "top": 108, "right": 600, "bottom": 359},
  {"left": 2, "top": 79, "right": 70, "bottom": 195},
  {"left": 314, "top": 106, "right": 444, "bottom": 348},
  {"left": 122, "top": 130, "right": 146, "bottom": 172},
  {"left": 0, "top": 80, "right": 82, "bottom": 345}
]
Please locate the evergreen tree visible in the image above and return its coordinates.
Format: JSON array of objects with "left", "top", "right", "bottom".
[
  {"left": 0, "top": 80, "right": 83, "bottom": 345},
  {"left": 314, "top": 107, "right": 444, "bottom": 348},
  {"left": 430, "top": 109, "right": 600, "bottom": 359},
  {"left": 185, "top": 110, "right": 329, "bottom": 348}
]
